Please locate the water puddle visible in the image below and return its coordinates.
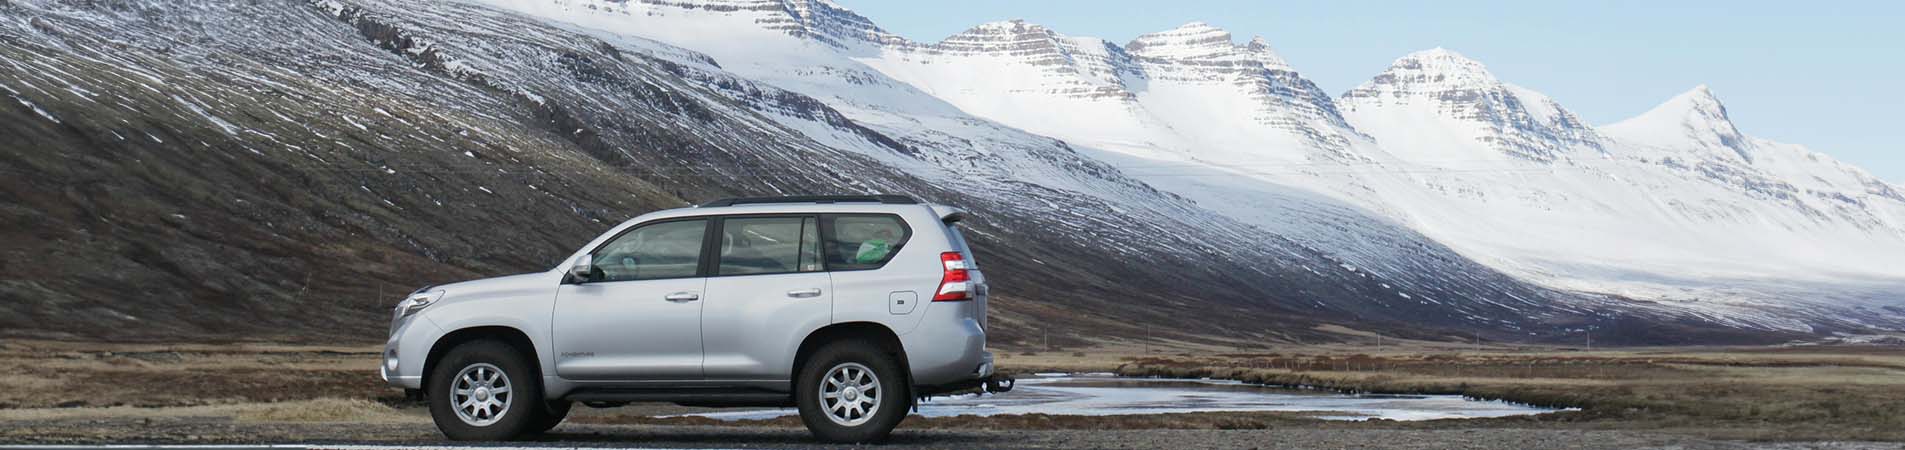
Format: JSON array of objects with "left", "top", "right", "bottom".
[{"left": 668, "top": 374, "right": 1566, "bottom": 421}]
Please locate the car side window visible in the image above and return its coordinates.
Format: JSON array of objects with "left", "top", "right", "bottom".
[
  {"left": 591, "top": 219, "right": 707, "bottom": 282},
  {"left": 719, "top": 217, "right": 822, "bottom": 276},
  {"left": 823, "top": 215, "right": 910, "bottom": 271}
]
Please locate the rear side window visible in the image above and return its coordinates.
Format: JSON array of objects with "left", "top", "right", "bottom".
[
  {"left": 823, "top": 215, "right": 910, "bottom": 270},
  {"left": 718, "top": 216, "right": 822, "bottom": 276}
]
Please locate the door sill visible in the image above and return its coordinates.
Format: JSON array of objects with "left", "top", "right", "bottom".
[{"left": 563, "top": 386, "right": 793, "bottom": 407}]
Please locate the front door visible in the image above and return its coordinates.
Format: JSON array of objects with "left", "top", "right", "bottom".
[
  {"left": 553, "top": 218, "right": 711, "bottom": 380},
  {"left": 701, "top": 216, "right": 834, "bottom": 380}
]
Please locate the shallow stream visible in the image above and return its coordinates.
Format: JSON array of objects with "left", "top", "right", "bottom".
[{"left": 669, "top": 374, "right": 1566, "bottom": 421}]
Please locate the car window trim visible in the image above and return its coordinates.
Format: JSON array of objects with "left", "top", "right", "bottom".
[
  {"left": 577, "top": 211, "right": 913, "bottom": 283},
  {"left": 573, "top": 217, "right": 713, "bottom": 284},
  {"left": 819, "top": 213, "right": 913, "bottom": 272},
  {"left": 708, "top": 213, "right": 824, "bottom": 278}
]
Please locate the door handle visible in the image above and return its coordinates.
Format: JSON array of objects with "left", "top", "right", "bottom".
[
  {"left": 664, "top": 292, "right": 701, "bottom": 302},
  {"left": 786, "top": 288, "right": 822, "bottom": 299}
]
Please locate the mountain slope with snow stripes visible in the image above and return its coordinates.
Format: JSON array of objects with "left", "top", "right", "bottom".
[{"left": 462, "top": 0, "right": 1905, "bottom": 335}]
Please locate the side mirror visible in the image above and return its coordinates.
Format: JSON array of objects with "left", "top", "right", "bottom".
[{"left": 569, "top": 254, "right": 595, "bottom": 282}]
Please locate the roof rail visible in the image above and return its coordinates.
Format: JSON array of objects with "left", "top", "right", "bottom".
[{"left": 698, "top": 195, "right": 920, "bottom": 208}]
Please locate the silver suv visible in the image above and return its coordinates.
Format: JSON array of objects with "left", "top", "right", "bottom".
[{"left": 380, "top": 195, "right": 1002, "bottom": 443}]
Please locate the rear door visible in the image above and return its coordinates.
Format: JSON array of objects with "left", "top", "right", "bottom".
[
  {"left": 820, "top": 213, "right": 931, "bottom": 333},
  {"left": 700, "top": 215, "right": 834, "bottom": 380},
  {"left": 552, "top": 218, "right": 710, "bottom": 380}
]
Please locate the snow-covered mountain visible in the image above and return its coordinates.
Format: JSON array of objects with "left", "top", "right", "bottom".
[
  {"left": 854, "top": 18, "right": 1365, "bottom": 164},
  {"left": 4, "top": 0, "right": 1675, "bottom": 346},
  {"left": 468, "top": 0, "right": 1672, "bottom": 336},
  {"left": 470, "top": 0, "right": 1905, "bottom": 335},
  {"left": 1331, "top": 51, "right": 1905, "bottom": 330},
  {"left": 3, "top": 0, "right": 1899, "bottom": 343},
  {"left": 1604, "top": 83, "right": 1905, "bottom": 226},
  {"left": 1604, "top": 85, "right": 1748, "bottom": 163},
  {"left": 1338, "top": 48, "right": 1601, "bottom": 163}
]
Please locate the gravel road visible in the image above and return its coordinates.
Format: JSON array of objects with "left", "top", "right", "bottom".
[{"left": 3, "top": 416, "right": 1899, "bottom": 450}]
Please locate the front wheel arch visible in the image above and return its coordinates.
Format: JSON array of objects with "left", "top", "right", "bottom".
[{"left": 424, "top": 326, "right": 541, "bottom": 396}]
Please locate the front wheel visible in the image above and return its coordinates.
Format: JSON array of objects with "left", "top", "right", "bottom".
[
  {"left": 795, "top": 341, "right": 909, "bottom": 443},
  {"left": 427, "top": 340, "right": 544, "bottom": 441}
]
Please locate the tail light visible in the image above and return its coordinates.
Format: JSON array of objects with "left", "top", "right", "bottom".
[{"left": 934, "top": 252, "right": 973, "bottom": 302}]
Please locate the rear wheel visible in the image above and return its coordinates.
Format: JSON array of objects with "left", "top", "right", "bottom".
[
  {"left": 796, "top": 341, "right": 908, "bottom": 443},
  {"left": 428, "top": 340, "right": 543, "bottom": 441}
]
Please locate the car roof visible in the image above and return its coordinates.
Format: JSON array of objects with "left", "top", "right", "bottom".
[
  {"left": 621, "top": 196, "right": 967, "bottom": 225},
  {"left": 631, "top": 202, "right": 934, "bottom": 221},
  {"left": 697, "top": 195, "right": 916, "bottom": 207}
]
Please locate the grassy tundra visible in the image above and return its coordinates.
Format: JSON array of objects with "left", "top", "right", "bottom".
[
  {"left": 2, "top": 340, "right": 1902, "bottom": 442},
  {"left": 1110, "top": 346, "right": 1905, "bottom": 440}
]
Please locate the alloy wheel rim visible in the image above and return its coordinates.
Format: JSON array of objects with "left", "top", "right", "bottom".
[
  {"left": 819, "top": 362, "right": 881, "bottom": 427},
  {"left": 451, "top": 362, "right": 511, "bottom": 427}
]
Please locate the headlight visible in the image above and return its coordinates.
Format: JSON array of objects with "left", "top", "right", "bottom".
[{"left": 398, "top": 289, "right": 445, "bottom": 317}]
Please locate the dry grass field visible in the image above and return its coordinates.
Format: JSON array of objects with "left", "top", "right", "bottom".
[
  {"left": 2, "top": 339, "right": 1902, "bottom": 444},
  {"left": 1110, "top": 346, "right": 1905, "bottom": 441},
  {"left": 0, "top": 341, "right": 391, "bottom": 409}
]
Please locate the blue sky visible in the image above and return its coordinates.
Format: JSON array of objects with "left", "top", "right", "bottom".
[{"left": 836, "top": 0, "right": 1904, "bottom": 183}]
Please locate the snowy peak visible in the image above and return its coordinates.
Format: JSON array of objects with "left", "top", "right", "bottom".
[
  {"left": 1679, "top": 85, "right": 1727, "bottom": 114},
  {"left": 700, "top": 0, "right": 900, "bottom": 47},
  {"left": 851, "top": 15, "right": 1358, "bottom": 161},
  {"left": 1242, "top": 36, "right": 1282, "bottom": 63},
  {"left": 1408, "top": 47, "right": 1493, "bottom": 74},
  {"left": 1126, "top": 22, "right": 1291, "bottom": 70},
  {"left": 1353, "top": 48, "right": 1499, "bottom": 94},
  {"left": 1127, "top": 22, "right": 1230, "bottom": 57},
  {"left": 1638, "top": 85, "right": 1738, "bottom": 133},
  {"left": 1339, "top": 47, "right": 1599, "bottom": 161},
  {"left": 525, "top": 0, "right": 899, "bottom": 48},
  {"left": 954, "top": 19, "right": 1052, "bottom": 37},
  {"left": 922, "top": 19, "right": 1137, "bottom": 97},
  {"left": 1604, "top": 85, "right": 1750, "bottom": 161},
  {"left": 772, "top": 0, "right": 905, "bottom": 46},
  {"left": 934, "top": 19, "right": 1067, "bottom": 53},
  {"left": 1602, "top": 85, "right": 1905, "bottom": 228},
  {"left": 1113, "top": 22, "right": 1357, "bottom": 156}
]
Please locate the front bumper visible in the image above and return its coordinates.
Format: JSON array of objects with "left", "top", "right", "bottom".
[
  {"left": 379, "top": 346, "right": 423, "bottom": 389},
  {"left": 380, "top": 314, "right": 443, "bottom": 390}
]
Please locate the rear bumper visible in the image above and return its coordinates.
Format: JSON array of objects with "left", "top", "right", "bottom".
[
  {"left": 898, "top": 301, "right": 990, "bottom": 388},
  {"left": 915, "top": 370, "right": 1013, "bottom": 397}
]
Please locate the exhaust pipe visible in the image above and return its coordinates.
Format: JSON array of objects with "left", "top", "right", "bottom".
[{"left": 983, "top": 374, "right": 1015, "bottom": 393}]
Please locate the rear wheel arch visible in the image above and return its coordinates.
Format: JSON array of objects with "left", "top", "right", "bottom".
[
  {"left": 793, "top": 322, "right": 911, "bottom": 394},
  {"left": 425, "top": 326, "right": 542, "bottom": 395}
]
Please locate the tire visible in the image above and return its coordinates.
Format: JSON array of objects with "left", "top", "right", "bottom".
[
  {"left": 427, "top": 340, "right": 544, "bottom": 441},
  {"left": 528, "top": 400, "right": 572, "bottom": 434},
  {"left": 795, "top": 340, "right": 909, "bottom": 444}
]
